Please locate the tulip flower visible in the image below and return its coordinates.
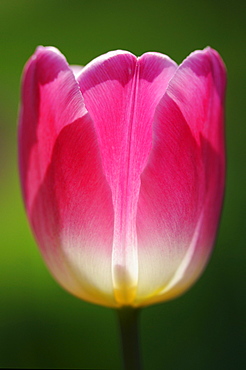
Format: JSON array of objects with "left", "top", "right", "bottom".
[{"left": 18, "top": 46, "right": 226, "bottom": 310}]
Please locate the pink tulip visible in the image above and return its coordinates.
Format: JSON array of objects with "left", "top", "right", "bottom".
[{"left": 18, "top": 47, "right": 226, "bottom": 308}]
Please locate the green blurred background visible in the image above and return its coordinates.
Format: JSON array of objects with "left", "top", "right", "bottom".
[{"left": 0, "top": 0, "right": 245, "bottom": 369}]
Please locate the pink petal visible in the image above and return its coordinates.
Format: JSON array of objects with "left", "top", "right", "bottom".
[
  {"left": 31, "top": 116, "right": 116, "bottom": 306},
  {"left": 136, "top": 47, "right": 226, "bottom": 305},
  {"left": 78, "top": 50, "right": 177, "bottom": 303},
  {"left": 18, "top": 46, "right": 87, "bottom": 213},
  {"left": 18, "top": 47, "right": 115, "bottom": 306}
]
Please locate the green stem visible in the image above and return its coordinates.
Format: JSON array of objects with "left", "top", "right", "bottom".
[{"left": 117, "top": 307, "right": 142, "bottom": 370}]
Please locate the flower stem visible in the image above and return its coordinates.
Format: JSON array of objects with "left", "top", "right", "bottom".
[{"left": 117, "top": 307, "right": 142, "bottom": 370}]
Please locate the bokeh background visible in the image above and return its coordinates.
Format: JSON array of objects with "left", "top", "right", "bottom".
[{"left": 1, "top": 0, "right": 245, "bottom": 369}]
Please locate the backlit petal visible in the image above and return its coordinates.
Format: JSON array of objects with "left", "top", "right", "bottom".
[
  {"left": 18, "top": 47, "right": 115, "bottom": 306},
  {"left": 19, "top": 46, "right": 87, "bottom": 212},
  {"left": 78, "top": 50, "right": 177, "bottom": 304},
  {"left": 136, "top": 48, "right": 226, "bottom": 305}
]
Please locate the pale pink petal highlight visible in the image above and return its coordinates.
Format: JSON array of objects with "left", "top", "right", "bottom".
[{"left": 78, "top": 50, "right": 177, "bottom": 304}]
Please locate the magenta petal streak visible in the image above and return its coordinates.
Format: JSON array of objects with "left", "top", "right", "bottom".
[{"left": 18, "top": 47, "right": 226, "bottom": 307}]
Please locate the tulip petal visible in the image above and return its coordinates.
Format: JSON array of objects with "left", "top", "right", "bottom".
[
  {"left": 18, "top": 47, "right": 116, "bottom": 306},
  {"left": 136, "top": 48, "right": 226, "bottom": 305},
  {"left": 78, "top": 51, "right": 177, "bottom": 304},
  {"left": 31, "top": 117, "right": 116, "bottom": 306},
  {"left": 19, "top": 46, "right": 87, "bottom": 212}
]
